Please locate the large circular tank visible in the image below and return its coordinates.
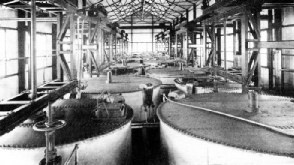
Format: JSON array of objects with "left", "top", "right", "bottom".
[
  {"left": 157, "top": 94, "right": 294, "bottom": 165},
  {"left": 0, "top": 99, "right": 133, "bottom": 165},
  {"left": 81, "top": 76, "right": 162, "bottom": 122},
  {"left": 147, "top": 67, "right": 209, "bottom": 85}
]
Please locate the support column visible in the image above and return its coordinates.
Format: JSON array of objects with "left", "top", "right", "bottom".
[
  {"left": 18, "top": 10, "right": 26, "bottom": 92},
  {"left": 216, "top": 27, "right": 221, "bottom": 66},
  {"left": 56, "top": 13, "right": 64, "bottom": 81},
  {"left": 241, "top": 11, "right": 249, "bottom": 92},
  {"left": 97, "top": 28, "right": 103, "bottom": 65},
  {"left": 224, "top": 19, "right": 227, "bottom": 70},
  {"left": 233, "top": 21, "right": 237, "bottom": 67},
  {"left": 70, "top": 13, "right": 77, "bottom": 80},
  {"left": 203, "top": 23, "right": 207, "bottom": 67},
  {"left": 131, "top": 15, "right": 133, "bottom": 54},
  {"left": 254, "top": 11, "right": 261, "bottom": 88},
  {"left": 115, "top": 34, "right": 117, "bottom": 60},
  {"left": 175, "top": 34, "right": 178, "bottom": 58},
  {"left": 211, "top": 23, "right": 216, "bottom": 67},
  {"left": 52, "top": 22, "right": 57, "bottom": 80},
  {"left": 152, "top": 15, "right": 154, "bottom": 53},
  {"left": 183, "top": 33, "right": 188, "bottom": 61},
  {"left": 274, "top": 9, "right": 282, "bottom": 93},
  {"left": 30, "top": 0, "right": 37, "bottom": 99},
  {"left": 109, "top": 32, "right": 113, "bottom": 61},
  {"left": 87, "top": 21, "right": 92, "bottom": 77},
  {"left": 268, "top": 9, "right": 273, "bottom": 89}
]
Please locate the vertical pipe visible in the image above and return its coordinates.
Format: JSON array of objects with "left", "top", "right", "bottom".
[{"left": 30, "top": 0, "right": 37, "bottom": 99}]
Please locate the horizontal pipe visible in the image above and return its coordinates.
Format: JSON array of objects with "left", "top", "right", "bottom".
[{"left": 0, "top": 17, "right": 57, "bottom": 22}]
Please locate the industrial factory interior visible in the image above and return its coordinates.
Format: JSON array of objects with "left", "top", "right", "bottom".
[{"left": 1, "top": 0, "right": 294, "bottom": 164}]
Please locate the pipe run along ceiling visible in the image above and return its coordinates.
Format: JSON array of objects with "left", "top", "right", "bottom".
[{"left": 87, "top": 0, "right": 199, "bottom": 24}]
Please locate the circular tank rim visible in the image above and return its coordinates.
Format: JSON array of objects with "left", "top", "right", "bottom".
[
  {"left": 81, "top": 75, "right": 162, "bottom": 94},
  {"left": 157, "top": 102, "right": 294, "bottom": 158},
  {"left": 0, "top": 119, "right": 133, "bottom": 150}
]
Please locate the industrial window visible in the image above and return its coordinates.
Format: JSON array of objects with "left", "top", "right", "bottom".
[{"left": 0, "top": 28, "right": 18, "bottom": 77}]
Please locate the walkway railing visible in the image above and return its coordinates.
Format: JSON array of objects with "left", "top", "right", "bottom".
[{"left": 64, "top": 144, "right": 79, "bottom": 165}]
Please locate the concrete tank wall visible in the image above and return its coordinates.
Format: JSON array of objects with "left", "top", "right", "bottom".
[
  {"left": 0, "top": 122, "right": 132, "bottom": 165},
  {"left": 160, "top": 121, "right": 294, "bottom": 165}
]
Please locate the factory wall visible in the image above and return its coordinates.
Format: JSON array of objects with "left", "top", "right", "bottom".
[
  {"left": 0, "top": 6, "right": 54, "bottom": 101},
  {"left": 124, "top": 28, "right": 163, "bottom": 54}
]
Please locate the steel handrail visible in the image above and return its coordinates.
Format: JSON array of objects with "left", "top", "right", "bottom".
[{"left": 64, "top": 144, "right": 79, "bottom": 165}]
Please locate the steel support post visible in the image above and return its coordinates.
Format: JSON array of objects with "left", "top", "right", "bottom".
[
  {"left": 274, "top": 9, "right": 283, "bottom": 93},
  {"left": 224, "top": 19, "right": 227, "bottom": 70},
  {"left": 217, "top": 27, "right": 221, "bottom": 66},
  {"left": 18, "top": 10, "right": 26, "bottom": 92},
  {"left": 56, "top": 13, "right": 64, "bottom": 81},
  {"left": 267, "top": 9, "right": 273, "bottom": 89},
  {"left": 30, "top": 0, "right": 37, "bottom": 99},
  {"left": 70, "top": 13, "right": 77, "bottom": 80},
  {"left": 87, "top": 21, "right": 92, "bottom": 77},
  {"left": 233, "top": 21, "right": 237, "bottom": 67},
  {"left": 211, "top": 23, "right": 216, "bottom": 67},
  {"left": 175, "top": 34, "right": 178, "bottom": 58},
  {"left": 203, "top": 23, "right": 207, "bottom": 67},
  {"left": 255, "top": 11, "right": 261, "bottom": 88},
  {"left": 110, "top": 33, "right": 113, "bottom": 61},
  {"left": 241, "top": 11, "right": 249, "bottom": 93}
]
